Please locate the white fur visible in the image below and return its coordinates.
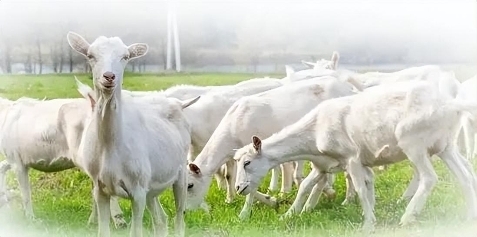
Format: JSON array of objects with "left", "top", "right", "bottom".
[
  {"left": 181, "top": 77, "right": 283, "bottom": 205},
  {"left": 456, "top": 75, "right": 477, "bottom": 160},
  {"left": 282, "top": 52, "right": 340, "bottom": 83},
  {"left": 0, "top": 89, "right": 130, "bottom": 228},
  {"left": 233, "top": 80, "right": 477, "bottom": 231},
  {"left": 110, "top": 74, "right": 290, "bottom": 207},
  {"left": 187, "top": 76, "right": 357, "bottom": 219},
  {"left": 343, "top": 65, "right": 461, "bottom": 99},
  {"left": 67, "top": 31, "right": 197, "bottom": 237},
  {"left": 122, "top": 84, "right": 233, "bottom": 100},
  {"left": 315, "top": 64, "right": 461, "bottom": 203}
]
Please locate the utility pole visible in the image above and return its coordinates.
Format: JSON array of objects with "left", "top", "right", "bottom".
[
  {"left": 166, "top": 2, "right": 173, "bottom": 70},
  {"left": 172, "top": 7, "right": 181, "bottom": 72},
  {"left": 165, "top": 1, "right": 181, "bottom": 72}
]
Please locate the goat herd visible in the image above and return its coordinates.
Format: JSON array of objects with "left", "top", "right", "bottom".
[{"left": 0, "top": 32, "right": 477, "bottom": 237}]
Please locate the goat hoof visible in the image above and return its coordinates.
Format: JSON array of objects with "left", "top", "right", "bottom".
[
  {"left": 279, "top": 211, "right": 294, "bottom": 221},
  {"left": 396, "top": 196, "right": 411, "bottom": 205},
  {"left": 361, "top": 223, "right": 375, "bottom": 234},
  {"left": 267, "top": 187, "right": 279, "bottom": 194},
  {"left": 113, "top": 218, "right": 128, "bottom": 229},
  {"left": 225, "top": 197, "right": 234, "bottom": 204},
  {"left": 341, "top": 199, "right": 350, "bottom": 206},
  {"left": 87, "top": 214, "right": 98, "bottom": 226},
  {"left": 324, "top": 189, "right": 337, "bottom": 200},
  {"left": 269, "top": 196, "right": 279, "bottom": 211},
  {"left": 294, "top": 177, "right": 304, "bottom": 187},
  {"left": 0, "top": 193, "right": 8, "bottom": 207},
  {"left": 399, "top": 215, "right": 418, "bottom": 227},
  {"left": 25, "top": 212, "right": 37, "bottom": 221},
  {"left": 238, "top": 210, "right": 251, "bottom": 220}
]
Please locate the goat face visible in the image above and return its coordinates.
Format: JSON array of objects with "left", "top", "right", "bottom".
[
  {"left": 233, "top": 136, "right": 271, "bottom": 196},
  {"left": 67, "top": 32, "right": 148, "bottom": 94},
  {"left": 185, "top": 163, "right": 209, "bottom": 210}
]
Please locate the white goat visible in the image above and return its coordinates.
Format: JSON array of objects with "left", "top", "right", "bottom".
[
  {"left": 0, "top": 95, "right": 128, "bottom": 228},
  {"left": 187, "top": 76, "right": 357, "bottom": 219},
  {"left": 281, "top": 51, "right": 340, "bottom": 84},
  {"left": 301, "top": 51, "right": 340, "bottom": 71},
  {"left": 116, "top": 75, "right": 293, "bottom": 208},
  {"left": 233, "top": 80, "right": 477, "bottom": 231},
  {"left": 344, "top": 65, "right": 461, "bottom": 98},
  {"left": 67, "top": 31, "right": 199, "bottom": 237},
  {"left": 178, "top": 77, "right": 285, "bottom": 205},
  {"left": 122, "top": 84, "right": 233, "bottom": 100},
  {"left": 337, "top": 65, "right": 462, "bottom": 203},
  {"left": 456, "top": 75, "right": 477, "bottom": 160}
]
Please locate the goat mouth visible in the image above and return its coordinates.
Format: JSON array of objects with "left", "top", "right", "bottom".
[
  {"left": 237, "top": 184, "right": 249, "bottom": 195},
  {"left": 102, "top": 83, "right": 115, "bottom": 89}
]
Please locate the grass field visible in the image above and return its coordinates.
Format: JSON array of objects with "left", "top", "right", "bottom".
[{"left": 0, "top": 72, "right": 476, "bottom": 237}]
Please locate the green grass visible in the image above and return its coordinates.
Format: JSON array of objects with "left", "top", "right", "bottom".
[{"left": 0, "top": 72, "right": 476, "bottom": 237}]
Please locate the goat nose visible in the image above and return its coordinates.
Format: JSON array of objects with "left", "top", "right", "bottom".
[
  {"left": 235, "top": 185, "right": 240, "bottom": 192},
  {"left": 103, "top": 71, "right": 115, "bottom": 82}
]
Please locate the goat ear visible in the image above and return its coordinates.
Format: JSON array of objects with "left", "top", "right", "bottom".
[
  {"left": 285, "top": 65, "right": 297, "bottom": 82},
  {"left": 181, "top": 96, "right": 200, "bottom": 109},
  {"left": 331, "top": 51, "right": 340, "bottom": 69},
  {"left": 128, "top": 43, "right": 149, "bottom": 59},
  {"left": 301, "top": 60, "right": 315, "bottom": 69},
  {"left": 67, "top": 32, "right": 90, "bottom": 57},
  {"left": 285, "top": 65, "right": 294, "bottom": 76},
  {"left": 75, "top": 76, "right": 96, "bottom": 110},
  {"left": 188, "top": 163, "right": 201, "bottom": 175},
  {"left": 251, "top": 136, "right": 262, "bottom": 154}
]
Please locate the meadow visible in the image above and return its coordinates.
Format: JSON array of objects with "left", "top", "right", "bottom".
[{"left": 0, "top": 72, "right": 476, "bottom": 237}]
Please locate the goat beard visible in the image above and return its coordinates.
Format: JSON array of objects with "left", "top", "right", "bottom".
[{"left": 96, "top": 93, "right": 117, "bottom": 120}]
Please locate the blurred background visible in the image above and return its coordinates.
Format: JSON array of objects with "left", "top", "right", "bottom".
[{"left": 1, "top": 0, "right": 476, "bottom": 79}]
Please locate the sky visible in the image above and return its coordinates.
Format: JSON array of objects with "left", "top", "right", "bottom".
[{"left": 0, "top": 0, "right": 476, "bottom": 64}]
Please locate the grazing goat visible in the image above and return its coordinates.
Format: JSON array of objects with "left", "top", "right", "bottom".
[
  {"left": 173, "top": 76, "right": 284, "bottom": 206},
  {"left": 0, "top": 95, "right": 128, "bottom": 228},
  {"left": 187, "top": 76, "right": 357, "bottom": 219},
  {"left": 67, "top": 31, "right": 199, "bottom": 237},
  {"left": 233, "top": 80, "right": 477, "bottom": 231},
  {"left": 337, "top": 66, "right": 461, "bottom": 203}
]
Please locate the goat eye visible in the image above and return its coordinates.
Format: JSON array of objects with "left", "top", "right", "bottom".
[
  {"left": 244, "top": 160, "right": 251, "bottom": 167},
  {"left": 187, "top": 183, "right": 194, "bottom": 189}
]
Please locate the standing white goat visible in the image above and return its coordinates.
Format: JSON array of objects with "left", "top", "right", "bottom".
[
  {"left": 186, "top": 76, "right": 357, "bottom": 219},
  {"left": 67, "top": 32, "right": 198, "bottom": 237},
  {"left": 233, "top": 80, "right": 477, "bottom": 231},
  {"left": 0, "top": 95, "right": 128, "bottom": 228}
]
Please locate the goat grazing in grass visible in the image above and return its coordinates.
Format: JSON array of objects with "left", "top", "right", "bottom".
[
  {"left": 233, "top": 80, "right": 477, "bottom": 232},
  {"left": 187, "top": 76, "right": 357, "bottom": 219}
]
